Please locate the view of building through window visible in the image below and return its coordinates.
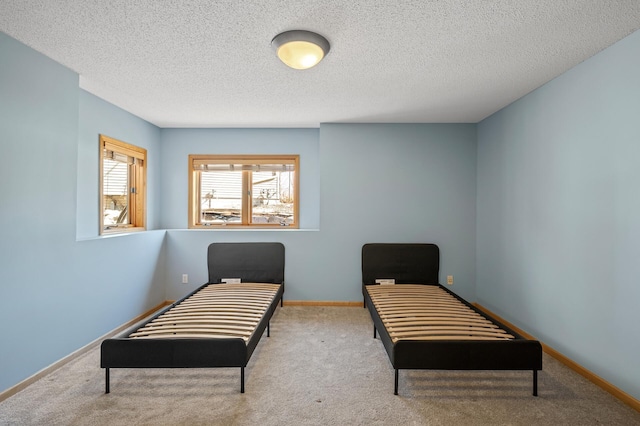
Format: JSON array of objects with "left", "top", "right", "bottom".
[
  {"left": 199, "top": 168, "right": 295, "bottom": 225},
  {"left": 189, "top": 156, "right": 299, "bottom": 228}
]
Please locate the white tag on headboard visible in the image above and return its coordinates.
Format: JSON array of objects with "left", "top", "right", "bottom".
[
  {"left": 376, "top": 279, "right": 395, "bottom": 285},
  {"left": 221, "top": 278, "right": 241, "bottom": 284}
]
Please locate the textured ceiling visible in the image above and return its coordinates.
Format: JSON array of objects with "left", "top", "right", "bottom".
[{"left": 1, "top": 1, "right": 640, "bottom": 128}]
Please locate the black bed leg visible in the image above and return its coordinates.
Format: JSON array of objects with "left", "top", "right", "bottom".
[
  {"left": 533, "top": 370, "right": 538, "bottom": 396},
  {"left": 394, "top": 369, "right": 399, "bottom": 395},
  {"left": 105, "top": 368, "right": 110, "bottom": 394},
  {"left": 373, "top": 326, "right": 377, "bottom": 339},
  {"left": 241, "top": 367, "right": 245, "bottom": 393},
  {"left": 267, "top": 321, "right": 270, "bottom": 337}
]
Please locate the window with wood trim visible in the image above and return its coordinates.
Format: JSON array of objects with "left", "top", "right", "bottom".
[
  {"left": 189, "top": 155, "right": 299, "bottom": 228},
  {"left": 99, "top": 134, "right": 146, "bottom": 234}
]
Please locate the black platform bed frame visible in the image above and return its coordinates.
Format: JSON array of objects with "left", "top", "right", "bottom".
[
  {"left": 101, "top": 242, "right": 285, "bottom": 394},
  {"left": 362, "top": 243, "right": 542, "bottom": 396}
]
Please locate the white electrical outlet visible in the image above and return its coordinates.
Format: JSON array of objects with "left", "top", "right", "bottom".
[
  {"left": 447, "top": 275, "right": 453, "bottom": 285},
  {"left": 182, "top": 274, "right": 188, "bottom": 284}
]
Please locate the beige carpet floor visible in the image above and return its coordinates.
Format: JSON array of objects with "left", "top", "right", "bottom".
[{"left": 1, "top": 306, "right": 639, "bottom": 425}]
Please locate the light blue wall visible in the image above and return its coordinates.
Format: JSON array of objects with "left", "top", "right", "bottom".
[
  {"left": 162, "top": 124, "right": 477, "bottom": 301},
  {"left": 319, "top": 124, "right": 477, "bottom": 301},
  {"left": 477, "top": 30, "right": 640, "bottom": 399},
  {"left": 0, "top": 32, "right": 166, "bottom": 392}
]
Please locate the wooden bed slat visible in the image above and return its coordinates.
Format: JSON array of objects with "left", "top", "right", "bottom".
[
  {"left": 176, "top": 298, "right": 271, "bottom": 307},
  {"left": 194, "top": 288, "right": 272, "bottom": 298},
  {"left": 149, "top": 317, "right": 259, "bottom": 327},
  {"left": 378, "top": 306, "right": 476, "bottom": 314},
  {"left": 391, "top": 335, "right": 514, "bottom": 342},
  {"left": 200, "top": 283, "right": 279, "bottom": 291},
  {"left": 142, "top": 320, "right": 257, "bottom": 331},
  {"left": 131, "top": 326, "right": 253, "bottom": 337},
  {"left": 385, "top": 319, "right": 500, "bottom": 328},
  {"left": 380, "top": 310, "right": 481, "bottom": 320},
  {"left": 158, "top": 311, "right": 263, "bottom": 320},
  {"left": 372, "top": 296, "right": 461, "bottom": 303},
  {"left": 186, "top": 295, "right": 274, "bottom": 303},
  {"left": 367, "top": 284, "right": 441, "bottom": 291},
  {"left": 388, "top": 325, "right": 511, "bottom": 335},
  {"left": 190, "top": 288, "right": 277, "bottom": 296},
  {"left": 373, "top": 297, "right": 474, "bottom": 306},
  {"left": 131, "top": 333, "right": 250, "bottom": 341},
  {"left": 169, "top": 305, "right": 266, "bottom": 314},
  {"left": 189, "top": 291, "right": 275, "bottom": 297},
  {"left": 379, "top": 308, "right": 481, "bottom": 316}
]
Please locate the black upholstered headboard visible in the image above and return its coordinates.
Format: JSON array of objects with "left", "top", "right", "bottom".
[
  {"left": 362, "top": 243, "right": 440, "bottom": 285},
  {"left": 207, "top": 242, "right": 285, "bottom": 284}
]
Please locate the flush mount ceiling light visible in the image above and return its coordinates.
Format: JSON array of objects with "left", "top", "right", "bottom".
[{"left": 271, "top": 30, "right": 330, "bottom": 70}]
